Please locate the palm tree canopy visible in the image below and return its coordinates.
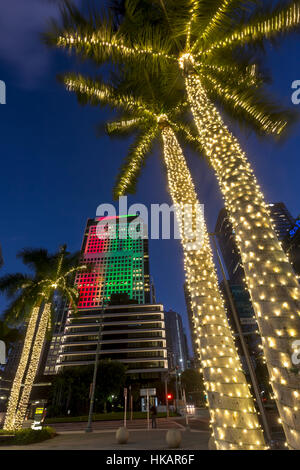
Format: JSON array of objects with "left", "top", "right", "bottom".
[
  {"left": 60, "top": 69, "right": 205, "bottom": 197},
  {"left": 45, "top": 0, "right": 299, "bottom": 137},
  {"left": 0, "top": 246, "right": 86, "bottom": 324},
  {"left": 0, "top": 320, "right": 21, "bottom": 345}
]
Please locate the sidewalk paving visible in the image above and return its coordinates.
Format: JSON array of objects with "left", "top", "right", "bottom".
[
  {"left": 0, "top": 429, "right": 210, "bottom": 450},
  {"left": 47, "top": 417, "right": 187, "bottom": 433}
]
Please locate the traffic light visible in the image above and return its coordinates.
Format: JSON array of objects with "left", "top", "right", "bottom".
[{"left": 167, "top": 393, "right": 173, "bottom": 400}]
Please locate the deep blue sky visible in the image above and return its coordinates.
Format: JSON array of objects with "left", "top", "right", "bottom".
[{"left": 0, "top": 1, "right": 299, "bottom": 351}]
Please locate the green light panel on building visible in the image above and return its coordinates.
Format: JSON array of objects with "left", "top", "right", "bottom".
[{"left": 76, "top": 216, "right": 146, "bottom": 307}]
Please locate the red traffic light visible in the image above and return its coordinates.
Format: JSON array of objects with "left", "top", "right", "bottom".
[{"left": 167, "top": 393, "right": 173, "bottom": 400}]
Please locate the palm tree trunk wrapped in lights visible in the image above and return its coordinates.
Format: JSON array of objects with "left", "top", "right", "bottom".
[
  {"left": 0, "top": 246, "right": 85, "bottom": 430},
  {"left": 14, "top": 303, "right": 52, "bottom": 429},
  {"left": 47, "top": 0, "right": 300, "bottom": 449},
  {"left": 48, "top": 71, "right": 266, "bottom": 449},
  {"left": 161, "top": 124, "right": 266, "bottom": 450},
  {"left": 184, "top": 71, "right": 300, "bottom": 450},
  {"left": 3, "top": 305, "right": 41, "bottom": 431}
]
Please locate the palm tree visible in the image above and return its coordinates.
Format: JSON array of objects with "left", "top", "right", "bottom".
[
  {"left": 57, "top": 73, "right": 266, "bottom": 449},
  {"left": 0, "top": 246, "right": 86, "bottom": 430},
  {"left": 0, "top": 321, "right": 21, "bottom": 347},
  {"left": 47, "top": 0, "right": 300, "bottom": 448}
]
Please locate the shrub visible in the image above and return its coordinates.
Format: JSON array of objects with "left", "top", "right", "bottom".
[{"left": 0, "top": 426, "right": 56, "bottom": 445}]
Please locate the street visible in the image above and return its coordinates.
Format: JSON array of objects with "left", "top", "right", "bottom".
[{"left": 0, "top": 417, "right": 210, "bottom": 450}]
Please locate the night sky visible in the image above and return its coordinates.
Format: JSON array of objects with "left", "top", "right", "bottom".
[{"left": 0, "top": 0, "right": 299, "bottom": 351}]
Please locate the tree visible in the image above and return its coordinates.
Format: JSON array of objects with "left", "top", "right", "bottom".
[
  {"left": 181, "top": 368, "right": 205, "bottom": 406},
  {"left": 0, "top": 321, "right": 21, "bottom": 348},
  {"left": 95, "top": 360, "right": 127, "bottom": 410},
  {"left": 181, "top": 368, "right": 204, "bottom": 393},
  {"left": 0, "top": 320, "right": 22, "bottom": 383},
  {"left": 48, "top": 72, "right": 266, "bottom": 449},
  {"left": 47, "top": 0, "right": 300, "bottom": 449},
  {"left": 48, "top": 361, "right": 126, "bottom": 416},
  {"left": 0, "top": 246, "right": 86, "bottom": 430}
]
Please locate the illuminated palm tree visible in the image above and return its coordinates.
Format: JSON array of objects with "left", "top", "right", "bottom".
[
  {"left": 47, "top": 0, "right": 300, "bottom": 448},
  {"left": 0, "top": 246, "right": 85, "bottom": 430},
  {"left": 55, "top": 73, "right": 266, "bottom": 449},
  {"left": 0, "top": 321, "right": 21, "bottom": 349}
]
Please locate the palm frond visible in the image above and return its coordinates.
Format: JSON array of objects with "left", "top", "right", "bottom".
[
  {"left": 0, "top": 273, "right": 34, "bottom": 298},
  {"left": 106, "top": 117, "right": 147, "bottom": 136},
  {"left": 185, "top": 0, "right": 199, "bottom": 50},
  {"left": 172, "top": 120, "right": 204, "bottom": 155},
  {"left": 204, "top": 1, "right": 300, "bottom": 54},
  {"left": 17, "top": 248, "right": 51, "bottom": 274},
  {"left": 192, "top": 0, "right": 259, "bottom": 50},
  {"left": 3, "top": 293, "right": 37, "bottom": 325},
  {"left": 45, "top": 3, "right": 174, "bottom": 72},
  {"left": 61, "top": 73, "right": 153, "bottom": 118},
  {"left": 113, "top": 126, "right": 158, "bottom": 198},
  {"left": 203, "top": 72, "right": 296, "bottom": 135}
]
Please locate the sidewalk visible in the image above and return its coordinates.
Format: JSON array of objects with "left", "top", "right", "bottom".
[
  {"left": 47, "top": 417, "right": 187, "bottom": 433},
  {"left": 0, "top": 429, "right": 210, "bottom": 450}
]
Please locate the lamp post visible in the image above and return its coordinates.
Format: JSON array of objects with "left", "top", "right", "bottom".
[
  {"left": 86, "top": 301, "right": 105, "bottom": 433},
  {"left": 209, "top": 232, "right": 272, "bottom": 444}
]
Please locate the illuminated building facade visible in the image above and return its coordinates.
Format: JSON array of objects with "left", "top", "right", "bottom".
[
  {"left": 52, "top": 215, "right": 167, "bottom": 382},
  {"left": 76, "top": 215, "right": 150, "bottom": 307},
  {"left": 56, "top": 301, "right": 168, "bottom": 379}
]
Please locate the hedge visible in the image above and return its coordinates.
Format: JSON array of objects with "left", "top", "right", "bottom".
[{"left": 0, "top": 426, "right": 56, "bottom": 445}]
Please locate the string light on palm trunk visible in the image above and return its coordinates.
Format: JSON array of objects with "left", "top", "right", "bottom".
[
  {"left": 3, "top": 305, "right": 41, "bottom": 431},
  {"left": 2, "top": 245, "right": 83, "bottom": 431},
  {"left": 14, "top": 303, "right": 52, "bottom": 429},
  {"left": 161, "top": 125, "right": 266, "bottom": 450},
  {"left": 185, "top": 71, "right": 300, "bottom": 450}
]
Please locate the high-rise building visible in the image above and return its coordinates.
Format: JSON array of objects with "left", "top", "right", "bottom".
[
  {"left": 1, "top": 339, "right": 24, "bottom": 381},
  {"left": 57, "top": 300, "right": 168, "bottom": 380},
  {"left": 283, "top": 215, "right": 300, "bottom": 277},
  {"left": 219, "top": 282, "right": 260, "bottom": 357},
  {"left": 44, "top": 295, "right": 68, "bottom": 375},
  {"left": 76, "top": 216, "right": 150, "bottom": 307},
  {"left": 215, "top": 208, "right": 244, "bottom": 284},
  {"left": 269, "top": 202, "right": 295, "bottom": 241},
  {"left": 164, "top": 310, "right": 188, "bottom": 373},
  {"left": 50, "top": 215, "right": 168, "bottom": 383},
  {"left": 183, "top": 282, "right": 200, "bottom": 367},
  {"left": 215, "top": 203, "right": 296, "bottom": 362},
  {"left": 215, "top": 202, "right": 296, "bottom": 283},
  {"left": 0, "top": 336, "right": 24, "bottom": 408}
]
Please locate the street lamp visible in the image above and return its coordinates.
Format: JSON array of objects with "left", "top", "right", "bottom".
[{"left": 86, "top": 301, "right": 105, "bottom": 433}]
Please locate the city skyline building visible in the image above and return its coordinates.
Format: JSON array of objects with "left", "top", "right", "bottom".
[
  {"left": 164, "top": 309, "right": 188, "bottom": 373},
  {"left": 76, "top": 216, "right": 150, "bottom": 308},
  {"left": 219, "top": 281, "right": 261, "bottom": 359},
  {"left": 183, "top": 282, "right": 200, "bottom": 367},
  {"left": 214, "top": 202, "right": 297, "bottom": 366},
  {"left": 269, "top": 202, "right": 295, "bottom": 241},
  {"left": 47, "top": 215, "right": 168, "bottom": 386},
  {"left": 56, "top": 300, "right": 168, "bottom": 381},
  {"left": 215, "top": 202, "right": 296, "bottom": 283},
  {"left": 283, "top": 215, "right": 300, "bottom": 277}
]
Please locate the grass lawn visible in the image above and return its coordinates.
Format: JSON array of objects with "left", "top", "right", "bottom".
[{"left": 45, "top": 411, "right": 178, "bottom": 424}]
